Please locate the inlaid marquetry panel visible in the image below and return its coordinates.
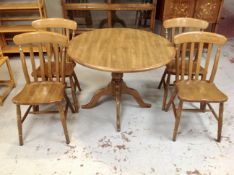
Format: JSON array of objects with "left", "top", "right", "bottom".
[
  {"left": 194, "top": 0, "right": 222, "bottom": 23},
  {"left": 162, "top": 0, "right": 195, "bottom": 20},
  {"left": 158, "top": 0, "right": 224, "bottom": 32}
]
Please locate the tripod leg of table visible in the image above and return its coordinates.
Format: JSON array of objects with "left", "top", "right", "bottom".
[
  {"left": 82, "top": 85, "right": 112, "bottom": 109},
  {"left": 82, "top": 73, "right": 151, "bottom": 131},
  {"left": 115, "top": 89, "right": 121, "bottom": 131},
  {"left": 122, "top": 84, "right": 151, "bottom": 108}
]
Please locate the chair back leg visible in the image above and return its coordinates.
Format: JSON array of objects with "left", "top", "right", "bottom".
[{"left": 217, "top": 102, "right": 224, "bottom": 142}]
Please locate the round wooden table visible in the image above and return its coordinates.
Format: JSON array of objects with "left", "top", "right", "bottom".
[{"left": 68, "top": 28, "right": 175, "bottom": 131}]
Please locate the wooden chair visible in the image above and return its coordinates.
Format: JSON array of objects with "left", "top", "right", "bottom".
[
  {"left": 166, "top": 31, "right": 227, "bottom": 142},
  {"left": 158, "top": 18, "right": 209, "bottom": 110},
  {"left": 13, "top": 31, "right": 72, "bottom": 145},
  {"left": 32, "top": 18, "right": 81, "bottom": 112},
  {"left": 0, "top": 47, "right": 15, "bottom": 105}
]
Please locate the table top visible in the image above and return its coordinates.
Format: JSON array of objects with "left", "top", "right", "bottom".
[{"left": 68, "top": 28, "right": 175, "bottom": 73}]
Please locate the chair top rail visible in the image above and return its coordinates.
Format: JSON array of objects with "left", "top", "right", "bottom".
[
  {"left": 32, "top": 18, "right": 77, "bottom": 30},
  {"left": 174, "top": 31, "right": 227, "bottom": 45},
  {"left": 163, "top": 17, "right": 209, "bottom": 29},
  {"left": 13, "top": 31, "right": 68, "bottom": 46}
]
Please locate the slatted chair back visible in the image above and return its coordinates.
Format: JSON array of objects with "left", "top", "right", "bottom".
[
  {"left": 163, "top": 18, "right": 209, "bottom": 44},
  {"left": 174, "top": 31, "right": 227, "bottom": 82},
  {"left": 13, "top": 31, "right": 68, "bottom": 84},
  {"left": 32, "top": 18, "right": 77, "bottom": 41}
]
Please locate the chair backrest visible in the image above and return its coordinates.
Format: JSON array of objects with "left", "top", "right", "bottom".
[
  {"left": 163, "top": 18, "right": 209, "bottom": 43},
  {"left": 174, "top": 31, "right": 227, "bottom": 82},
  {"left": 13, "top": 31, "right": 68, "bottom": 84},
  {"left": 32, "top": 18, "right": 77, "bottom": 40}
]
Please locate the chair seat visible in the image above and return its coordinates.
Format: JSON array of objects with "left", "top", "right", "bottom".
[
  {"left": 32, "top": 62, "right": 75, "bottom": 77},
  {"left": 176, "top": 80, "right": 228, "bottom": 102},
  {"left": 12, "top": 82, "right": 65, "bottom": 105},
  {"left": 166, "top": 60, "right": 204, "bottom": 75}
]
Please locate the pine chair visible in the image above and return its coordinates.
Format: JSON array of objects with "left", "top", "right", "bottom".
[
  {"left": 32, "top": 18, "right": 81, "bottom": 112},
  {"left": 13, "top": 31, "right": 72, "bottom": 145},
  {"left": 166, "top": 32, "right": 227, "bottom": 142},
  {"left": 158, "top": 18, "right": 209, "bottom": 110},
  {"left": 0, "top": 47, "right": 15, "bottom": 105}
]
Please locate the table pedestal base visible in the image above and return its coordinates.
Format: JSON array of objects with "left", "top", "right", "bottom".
[{"left": 82, "top": 73, "right": 151, "bottom": 131}]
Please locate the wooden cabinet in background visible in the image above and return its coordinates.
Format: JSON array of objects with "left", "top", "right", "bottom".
[
  {"left": 157, "top": 0, "right": 224, "bottom": 32},
  {"left": 0, "top": 0, "right": 47, "bottom": 54},
  {"left": 62, "top": 0, "right": 157, "bottom": 33}
]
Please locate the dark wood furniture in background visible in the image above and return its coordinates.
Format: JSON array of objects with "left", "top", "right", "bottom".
[
  {"left": 62, "top": 0, "right": 157, "bottom": 33},
  {"left": 64, "top": 0, "right": 93, "bottom": 28},
  {"left": 157, "top": 0, "right": 224, "bottom": 33}
]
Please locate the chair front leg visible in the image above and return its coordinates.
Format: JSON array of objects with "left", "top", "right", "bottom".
[
  {"left": 16, "top": 105, "right": 23, "bottom": 145},
  {"left": 64, "top": 92, "right": 75, "bottom": 113},
  {"left": 162, "top": 73, "right": 171, "bottom": 110},
  {"left": 173, "top": 100, "right": 183, "bottom": 141},
  {"left": 158, "top": 69, "right": 167, "bottom": 89},
  {"left": 57, "top": 102, "right": 70, "bottom": 144},
  {"left": 69, "top": 76, "right": 79, "bottom": 113},
  {"left": 165, "top": 88, "right": 176, "bottom": 112},
  {"left": 32, "top": 105, "right": 39, "bottom": 112},
  {"left": 72, "top": 72, "right": 81, "bottom": 91},
  {"left": 217, "top": 102, "right": 224, "bottom": 142}
]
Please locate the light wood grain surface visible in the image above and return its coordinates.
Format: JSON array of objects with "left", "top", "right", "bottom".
[{"left": 68, "top": 28, "right": 175, "bottom": 73}]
